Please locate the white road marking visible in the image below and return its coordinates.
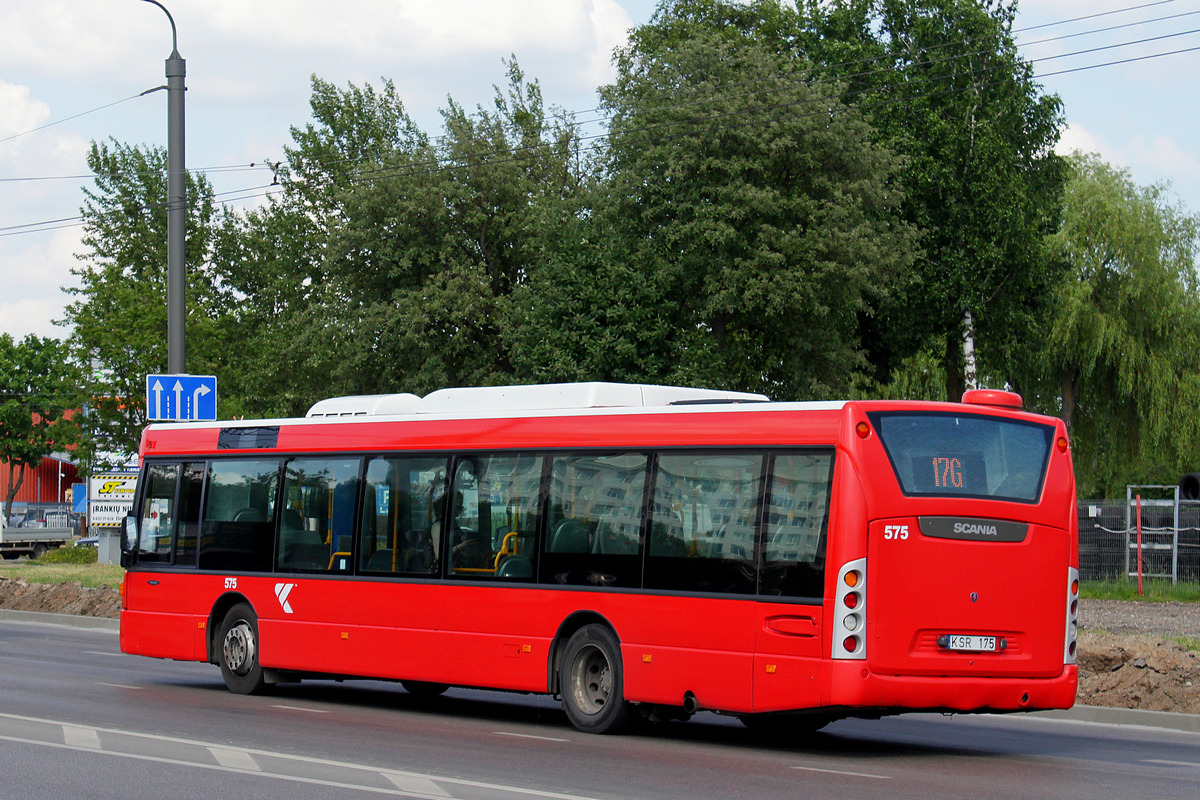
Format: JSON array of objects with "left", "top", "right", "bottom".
[
  {"left": 793, "top": 765, "right": 890, "bottom": 780},
  {"left": 62, "top": 725, "right": 101, "bottom": 749},
  {"left": 95, "top": 682, "right": 141, "bottom": 690},
  {"left": 1, "top": 711, "right": 610, "bottom": 799},
  {"left": 271, "top": 704, "right": 329, "bottom": 713},
  {"left": 494, "top": 731, "right": 570, "bottom": 742},
  {"left": 84, "top": 651, "right": 127, "bottom": 657},
  {"left": 383, "top": 773, "right": 453, "bottom": 797},
  {"left": 1143, "top": 759, "right": 1200, "bottom": 768},
  {"left": 209, "top": 746, "right": 262, "bottom": 771}
]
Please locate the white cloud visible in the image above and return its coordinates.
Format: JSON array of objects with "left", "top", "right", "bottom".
[
  {"left": 1055, "top": 123, "right": 1119, "bottom": 162},
  {"left": 1126, "top": 133, "right": 1200, "bottom": 186},
  {"left": 0, "top": 80, "right": 50, "bottom": 139},
  {"left": 0, "top": 227, "right": 81, "bottom": 340}
]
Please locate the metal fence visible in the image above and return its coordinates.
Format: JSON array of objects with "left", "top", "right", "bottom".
[{"left": 1079, "top": 486, "right": 1200, "bottom": 583}]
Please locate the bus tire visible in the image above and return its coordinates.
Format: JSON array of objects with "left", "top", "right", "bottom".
[
  {"left": 31, "top": 544, "right": 47, "bottom": 560},
  {"left": 218, "top": 603, "right": 267, "bottom": 695},
  {"left": 559, "top": 624, "right": 632, "bottom": 734}
]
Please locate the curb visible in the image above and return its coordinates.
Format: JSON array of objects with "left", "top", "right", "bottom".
[
  {"left": 0, "top": 608, "right": 119, "bottom": 632},
  {"left": 1030, "top": 705, "right": 1200, "bottom": 734}
]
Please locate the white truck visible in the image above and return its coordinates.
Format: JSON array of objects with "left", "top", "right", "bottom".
[{"left": 0, "top": 514, "right": 73, "bottom": 560}]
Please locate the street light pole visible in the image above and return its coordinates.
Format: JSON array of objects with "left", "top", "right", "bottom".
[{"left": 142, "top": 0, "right": 186, "bottom": 374}]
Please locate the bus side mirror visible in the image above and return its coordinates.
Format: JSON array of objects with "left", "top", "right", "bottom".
[{"left": 120, "top": 515, "right": 138, "bottom": 568}]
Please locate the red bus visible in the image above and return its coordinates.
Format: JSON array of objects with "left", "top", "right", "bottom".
[{"left": 119, "top": 382, "right": 1078, "bottom": 734}]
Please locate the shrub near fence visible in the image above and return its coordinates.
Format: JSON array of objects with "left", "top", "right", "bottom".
[{"left": 1078, "top": 495, "right": 1200, "bottom": 583}]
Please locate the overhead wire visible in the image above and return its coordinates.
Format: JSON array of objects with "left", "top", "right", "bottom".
[{"left": 1, "top": 1, "right": 1197, "bottom": 238}]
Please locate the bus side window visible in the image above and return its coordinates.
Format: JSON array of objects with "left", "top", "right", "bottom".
[
  {"left": 761, "top": 451, "right": 833, "bottom": 598},
  {"left": 199, "top": 459, "right": 279, "bottom": 573},
  {"left": 644, "top": 452, "right": 761, "bottom": 595},
  {"left": 358, "top": 456, "right": 448, "bottom": 575},
  {"left": 542, "top": 453, "right": 646, "bottom": 588},
  {"left": 278, "top": 457, "right": 361, "bottom": 573},
  {"left": 448, "top": 455, "right": 542, "bottom": 579},
  {"left": 137, "top": 463, "right": 178, "bottom": 564}
]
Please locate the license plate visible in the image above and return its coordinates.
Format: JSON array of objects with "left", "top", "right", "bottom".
[{"left": 944, "top": 634, "right": 997, "bottom": 652}]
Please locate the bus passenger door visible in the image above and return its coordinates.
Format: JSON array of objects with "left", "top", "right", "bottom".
[
  {"left": 752, "top": 451, "right": 833, "bottom": 713},
  {"left": 754, "top": 600, "right": 823, "bottom": 712}
]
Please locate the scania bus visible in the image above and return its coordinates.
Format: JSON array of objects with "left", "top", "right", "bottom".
[{"left": 118, "top": 382, "right": 1079, "bottom": 734}]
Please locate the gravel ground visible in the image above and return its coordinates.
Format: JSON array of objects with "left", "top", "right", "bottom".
[{"left": 1080, "top": 599, "right": 1200, "bottom": 637}]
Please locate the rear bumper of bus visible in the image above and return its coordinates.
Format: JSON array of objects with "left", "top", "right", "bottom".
[{"left": 825, "top": 661, "right": 1078, "bottom": 713}]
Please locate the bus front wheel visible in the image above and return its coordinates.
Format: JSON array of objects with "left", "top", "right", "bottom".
[
  {"left": 559, "top": 624, "right": 632, "bottom": 734},
  {"left": 218, "top": 603, "right": 267, "bottom": 695}
]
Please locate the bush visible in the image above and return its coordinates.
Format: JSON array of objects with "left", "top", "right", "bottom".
[{"left": 37, "top": 544, "right": 99, "bottom": 565}]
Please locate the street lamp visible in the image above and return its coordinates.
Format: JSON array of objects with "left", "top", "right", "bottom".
[{"left": 141, "top": 0, "right": 187, "bottom": 374}]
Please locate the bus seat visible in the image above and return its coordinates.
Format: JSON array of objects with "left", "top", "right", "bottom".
[
  {"left": 496, "top": 555, "right": 533, "bottom": 578},
  {"left": 548, "top": 519, "right": 590, "bottom": 553},
  {"left": 365, "top": 549, "right": 395, "bottom": 571}
]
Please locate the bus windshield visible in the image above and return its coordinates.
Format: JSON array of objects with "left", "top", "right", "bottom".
[{"left": 869, "top": 411, "right": 1053, "bottom": 503}]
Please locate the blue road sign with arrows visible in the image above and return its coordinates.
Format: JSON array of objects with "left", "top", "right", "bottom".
[{"left": 146, "top": 374, "right": 217, "bottom": 421}]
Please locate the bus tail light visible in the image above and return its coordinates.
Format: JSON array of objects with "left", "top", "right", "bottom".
[
  {"left": 1064, "top": 567, "right": 1079, "bottom": 664},
  {"left": 832, "top": 559, "right": 867, "bottom": 660}
]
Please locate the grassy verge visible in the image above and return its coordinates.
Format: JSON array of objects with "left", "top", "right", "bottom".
[
  {"left": 1081, "top": 578, "right": 1200, "bottom": 602},
  {"left": 0, "top": 561, "right": 124, "bottom": 588}
]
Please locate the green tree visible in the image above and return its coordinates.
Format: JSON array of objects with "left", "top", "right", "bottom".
[
  {"left": 224, "top": 65, "right": 584, "bottom": 410},
  {"left": 529, "top": 2, "right": 916, "bottom": 398},
  {"left": 62, "top": 140, "right": 229, "bottom": 465},
  {"left": 1033, "top": 153, "right": 1200, "bottom": 495},
  {"left": 655, "top": 0, "right": 1064, "bottom": 396},
  {"left": 0, "top": 334, "right": 79, "bottom": 522}
]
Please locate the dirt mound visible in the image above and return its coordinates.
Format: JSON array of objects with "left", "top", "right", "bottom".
[
  {"left": 0, "top": 577, "right": 120, "bottom": 618},
  {"left": 1076, "top": 632, "right": 1200, "bottom": 714}
]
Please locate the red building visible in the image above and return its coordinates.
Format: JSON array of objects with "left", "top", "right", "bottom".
[{"left": 0, "top": 453, "right": 80, "bottom": 504}]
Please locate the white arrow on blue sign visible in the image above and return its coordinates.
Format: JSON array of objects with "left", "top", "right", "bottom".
[{"left": 146, "top": 374, "right": 218, "bottom": 421}]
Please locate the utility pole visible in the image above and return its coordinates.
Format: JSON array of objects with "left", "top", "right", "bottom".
[{"left": 142, "top": 0, "right": 187, "bottom": 374}]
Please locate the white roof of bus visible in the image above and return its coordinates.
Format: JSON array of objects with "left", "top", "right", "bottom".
[{"left": 305, "top": 382, "right": 770, "bottom": 418}]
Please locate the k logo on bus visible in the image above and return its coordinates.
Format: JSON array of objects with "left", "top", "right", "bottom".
[{"left": 275, "top": 582, "right": 296, "bottom": 614}]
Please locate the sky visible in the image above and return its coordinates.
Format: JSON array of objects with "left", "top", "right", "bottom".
[{"left": 2, "top": 0, "right": 1198, "bottom": 343}]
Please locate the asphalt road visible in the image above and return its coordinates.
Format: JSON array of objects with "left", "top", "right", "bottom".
[{"left": 2, "top": 616, "right": 1199, "bottom": 800}]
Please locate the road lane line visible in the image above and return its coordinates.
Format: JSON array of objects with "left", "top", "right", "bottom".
[
  {"left": 271, "top": 704, "right": 330, "bottom": 713},
  {"left": 2, "top": 712, "right": 612, "bottom": 800},
  {"left": 793, "top": 765, "right": 890, "bottom": 780},
  {"left": 494, "top": 731, "right": 570, "bottom": 742},
  {"left": 96, "top": 682, "right": 141, "bottom": 690},
  {"left": 1143, "top": 759, "right": 1200, "bottom": 768},
  {"left": 62, "top": 725, "right": 101, "bottom": 749},
  {"left": 84, "top": 650, "right": 127, "bottom": 657}
]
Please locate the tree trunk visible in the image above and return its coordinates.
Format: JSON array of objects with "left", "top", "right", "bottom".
[
  {"left": 4, "top": 463, "right": 27, "bottom": 525},
  {"left": 962, "top": 309, "right": 977, "bottom": 392},
  {"left": 1060, "top": 368, "right": 1078, "bottom": 430}
]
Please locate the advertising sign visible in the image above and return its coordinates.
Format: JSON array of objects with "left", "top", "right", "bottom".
[{"left": 89, "top": 472, "right": 138, "bottom": 528}]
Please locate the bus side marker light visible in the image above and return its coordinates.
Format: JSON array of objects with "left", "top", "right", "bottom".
[
  {"left": 1057, "top": 436, "right": 1068, "bottom": 453},
  {"left": 856, "top": 422, "right": 871, "bottom": 439},
  {"left": 340, "top": 632, "right": 349, "bottom": 640},
  {"left": 765, "top": 664, "right": 777, "bottom": 674},
  {"left": 522, "top": 645, "right": 532, "bottom": 653},
  {"left": 844, "top": 571, "right": 860, "bottom": 588},
  {"left": 643, "top": 654, "right": 652, "bottom": 663},
  {"left": 198, "top": 621, "right": 206, "bottom": 630}
]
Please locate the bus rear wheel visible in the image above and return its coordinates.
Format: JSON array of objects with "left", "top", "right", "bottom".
[
  {"left": 559, "top": 624, "right": 632, "bottom": 734},
  {"left": 218, "top": 603, "right": 267, "bottom": 695}
]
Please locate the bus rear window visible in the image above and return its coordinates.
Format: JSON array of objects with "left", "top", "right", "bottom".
[{"left": 868, "top": 412, "right": 1053, "bottom": 503}]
